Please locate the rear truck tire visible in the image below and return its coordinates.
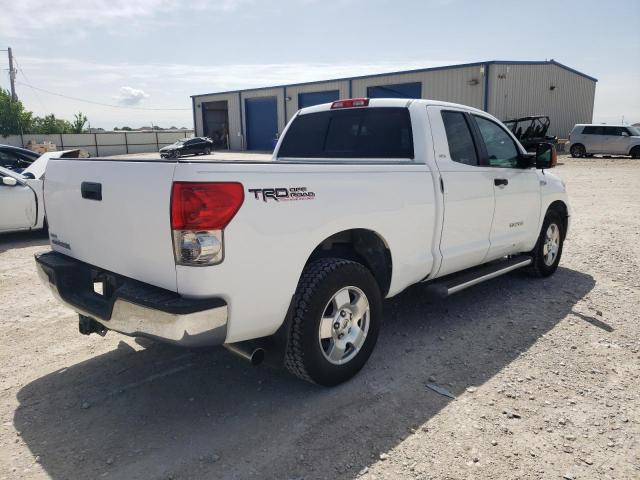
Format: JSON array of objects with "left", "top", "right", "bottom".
[
  {"left": 570, "top": 144, "right": 586, "bottom": 158},
  {"left": 630, "top": 146, "right": 640, "bottom": 159},
  {"left": 284, "top": 258, "right": 382, "bottom": 386},
  {"left": 527, "top": 210, "right": 564, "bottom": 277}
]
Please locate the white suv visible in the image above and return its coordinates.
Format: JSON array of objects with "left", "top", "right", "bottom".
[{"left": 568, "top": 124, "right": 640, "bottom": 158}]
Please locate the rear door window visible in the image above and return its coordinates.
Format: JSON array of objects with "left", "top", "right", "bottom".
[
  {"left": 582, "top": 126, "right": 604, "bottom": 135},
  {"left": 278, "top": 107, "right": 413, "bottom": 159},
  {"left": 441, "top": 111, "right": 478, "bottom": 166},
  {"left": 602, "top": 126, "right": 620, "bottom": 136}
]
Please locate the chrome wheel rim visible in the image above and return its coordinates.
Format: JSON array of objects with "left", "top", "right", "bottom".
[
  {"left": 543, "top": 223, "right": 560, "bottom": 266},
  {"left": 318, "top": 286, "right": 370, "bottom": 365}
]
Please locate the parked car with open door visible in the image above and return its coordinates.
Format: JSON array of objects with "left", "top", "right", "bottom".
[{"left": 0, "top": 150, "right": 80, "bottom": 234}]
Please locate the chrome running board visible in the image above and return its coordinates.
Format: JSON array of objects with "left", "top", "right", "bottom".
[{"left": 426, "top": 255, "right": 532, "bottom": 297}]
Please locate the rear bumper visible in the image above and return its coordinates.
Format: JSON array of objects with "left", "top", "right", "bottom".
[{"left": 35, "top": 251, "right": 227, "bottom": 347}]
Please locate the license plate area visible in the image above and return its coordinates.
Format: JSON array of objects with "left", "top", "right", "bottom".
[{"left": 90, "top": 269, "right": 122, "bottom": 300}]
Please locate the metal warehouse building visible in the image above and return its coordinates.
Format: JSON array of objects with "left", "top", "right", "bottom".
[{"left": 191, "top": 60, "right": 596, "bottom": 151}]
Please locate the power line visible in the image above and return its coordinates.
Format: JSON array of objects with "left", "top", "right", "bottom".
[
  {"left": 15, "top": 80, "right": 191, "bottom": 111},
  {"left": 14, "top": 57, "right": 49, "bottom": 112}
]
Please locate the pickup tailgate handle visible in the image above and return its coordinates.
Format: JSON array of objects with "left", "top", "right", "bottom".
[
  {"left": 81, "top": 182, "right": 102, "bottom": 201},
  {"left": 494, "top": 178, "right": 508, "bottom": 187}
]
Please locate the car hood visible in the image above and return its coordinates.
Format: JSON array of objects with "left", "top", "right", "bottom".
[{"left": 22, "top": 149, "right": 81, "bottom": 179}]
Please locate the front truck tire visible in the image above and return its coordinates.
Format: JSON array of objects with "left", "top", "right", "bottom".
[
  {"left": 284, "top": 258, "right": 382, "bottom": 386},
  {"left": 527, "top": 210, "right": 565, "bottom": 277}
]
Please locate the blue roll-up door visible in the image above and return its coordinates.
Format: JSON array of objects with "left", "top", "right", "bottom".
[
  {"left": 367, "top": 82, "right": 422, "bottom": 99},
  {"left": 245, "top": 97, "right": 278, "bottom": 150},
  {"left": 298, "top": 90, "right": 340, "bottom": 109}
]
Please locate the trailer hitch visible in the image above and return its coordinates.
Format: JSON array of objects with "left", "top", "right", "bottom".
[{"left": 78, "top": 314, "right": 107, "bottom": 336}]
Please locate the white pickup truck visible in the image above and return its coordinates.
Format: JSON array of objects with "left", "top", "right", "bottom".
[{"left": 36, "top": 98, "right": 569, "bottom": 386}]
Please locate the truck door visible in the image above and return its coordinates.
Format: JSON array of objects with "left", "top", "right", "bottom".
[
  {"left": 427, "top": 106, "right": 495, "bottom": 276},
  {"left": 470, "top": 114, "right": 541, "bottom": 260}
]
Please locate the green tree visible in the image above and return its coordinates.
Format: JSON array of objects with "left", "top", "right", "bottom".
[
  {"left": 31, "top": 114, "right": 73, "bottom": 134},
  {"left": 0, "top": 88, "right": 33, "bottom": 136},
  {"left": 71, "top": 112, "right": 88, "bottom": 133}
]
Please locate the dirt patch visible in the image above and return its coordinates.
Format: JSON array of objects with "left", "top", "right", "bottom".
[{"left": 1, "top": 157, "right": 638, "bottom": 479}]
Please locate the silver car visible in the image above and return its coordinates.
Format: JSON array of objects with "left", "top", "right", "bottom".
[{"left": 568, "top": 124, "right": 640, "bottom": 158}]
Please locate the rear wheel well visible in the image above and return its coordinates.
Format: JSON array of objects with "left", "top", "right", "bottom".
[
  {"left": 547, "top": 201, "right": 568, "bottom": 239},
  {"left": 306, "top": 229, "right": 392, "bottom": 297}
]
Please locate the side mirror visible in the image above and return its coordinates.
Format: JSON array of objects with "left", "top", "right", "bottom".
[
  {"left": 2, "top": 176, "right": 18, "bottom": 186},
  {"left": 535, "top": 142, "right": 557, "bottom": 169}
]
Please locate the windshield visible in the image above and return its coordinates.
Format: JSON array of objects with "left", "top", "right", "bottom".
[
  {"left": 174, "top": 139, "right": 187, "bottom": 145},
  {"left": 628, "top": 126, "right": 640, "bottom": 136}
]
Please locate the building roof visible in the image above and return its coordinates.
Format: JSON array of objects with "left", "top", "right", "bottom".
[{"left": 191, "top": 59, "right": 597, "bottom": 99}]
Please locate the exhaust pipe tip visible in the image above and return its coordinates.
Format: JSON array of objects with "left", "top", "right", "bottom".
[
  {"left": 250, "top": 348, "right": 265, "bottom": 366},
  {"left": 224, "top": 343, "right": 265, "bottom": 366}
]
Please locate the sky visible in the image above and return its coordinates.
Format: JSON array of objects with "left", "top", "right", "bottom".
[{"left": 0, "top": 0, "right": 638, "bottom": 129}]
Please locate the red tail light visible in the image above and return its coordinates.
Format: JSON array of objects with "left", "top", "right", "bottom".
[
  {"left": 171, "top": 182, "right": 244, "bottom": 230},
  {"left": 331, "top": 98, "right": 370, "bottom": 109}
]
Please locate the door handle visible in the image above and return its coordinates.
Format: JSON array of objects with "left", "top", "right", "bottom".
[
  {"left": 494, "top": 178, "right": 508, "bottom": 187},
  {"left": 81, "top": 182, "right": 102, "bottom": 201}
]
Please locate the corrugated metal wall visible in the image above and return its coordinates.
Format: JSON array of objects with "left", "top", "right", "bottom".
[
  {"left": 351, "top": 65, "right": 485, "bottom": 109},
  {"left": 193, "top": 62, "right": 596, "bottom": 148},
  {"left": 487, "top": 63, "right": 596, "bottom": 138}
]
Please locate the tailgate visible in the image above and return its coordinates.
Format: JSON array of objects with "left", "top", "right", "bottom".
[{"left": 44, "top": 159, "right": 178, "bottom": 291}]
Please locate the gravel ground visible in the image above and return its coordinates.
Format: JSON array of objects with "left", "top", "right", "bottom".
[{"left": 0, "top": 157, "right": 638, "bottom": 480}]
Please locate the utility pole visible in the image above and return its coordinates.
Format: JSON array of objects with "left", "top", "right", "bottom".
[{"left": 7, "top": 47, "right": 17, "bottom": 101}]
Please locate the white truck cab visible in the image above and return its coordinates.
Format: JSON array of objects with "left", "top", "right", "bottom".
[{"left": 36, "top": 99, "right": 570, "bottom": 385}]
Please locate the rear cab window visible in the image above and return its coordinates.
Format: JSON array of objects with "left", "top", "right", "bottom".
[{"left": 277, "top": 107, "right": 414, "bottom": 160}]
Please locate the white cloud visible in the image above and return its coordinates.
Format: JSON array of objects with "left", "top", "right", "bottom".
[
  {"left": 114, "top": 86, "right": 150, "bottom": 105},
  {"left": 18, "top": 55, "right": 462, "bottom": 91}
]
